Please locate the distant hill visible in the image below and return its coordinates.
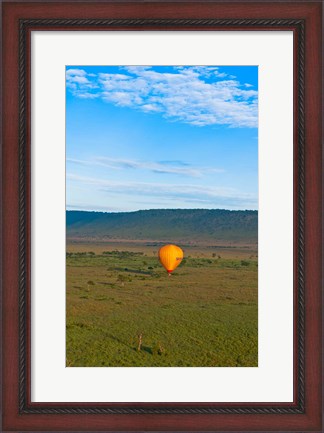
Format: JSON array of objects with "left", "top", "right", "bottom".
[{"left": 66, "top": 209, "right": 258, "bottom": 244}]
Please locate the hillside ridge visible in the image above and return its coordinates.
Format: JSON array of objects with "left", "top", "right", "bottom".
[{"left": 67, "top": 209, "right": 258, "bottom": 243}]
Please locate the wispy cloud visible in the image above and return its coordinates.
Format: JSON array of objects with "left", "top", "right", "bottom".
[
  {"left": 66, "top": 203, "right": 121, "bottom": 212},
  {"left": 67, "top": 173, "right": 257, "bottom": 209},
  {"left": 66, "top": 66, "right": 258, "bottom": 128},
  {"left": 67, "top": 157, "right": 224, "bottom": 178}
]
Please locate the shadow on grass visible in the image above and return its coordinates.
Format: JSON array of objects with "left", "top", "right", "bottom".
[
  {"left": 106, "top": 333, "right": 134, "bottom": 350},
  {"left": 132, "top": 345, "right": 153, "bottom": 355},
  {"left": 141, "top": 345, "right": 153, "bottom": 355},
  {"left": 106, "top": 333, "right": 153, "bottom": 355}
]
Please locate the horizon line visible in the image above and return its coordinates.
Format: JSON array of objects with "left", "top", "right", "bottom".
[{"left": 66, "top": 207, "right": 258, "bottom": 213}]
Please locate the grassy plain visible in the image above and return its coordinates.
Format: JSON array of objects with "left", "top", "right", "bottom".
[{"left": 66, "top": 240, "right": 258, "bottom": 367}]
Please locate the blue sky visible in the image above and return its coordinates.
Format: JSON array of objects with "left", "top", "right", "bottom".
[{"left": 66, "top": 66, "right": 258, "bottom": 212}]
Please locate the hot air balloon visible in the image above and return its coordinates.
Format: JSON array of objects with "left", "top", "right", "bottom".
[{"left": 158, "top": 244, "right": 184, "bottom": 276}]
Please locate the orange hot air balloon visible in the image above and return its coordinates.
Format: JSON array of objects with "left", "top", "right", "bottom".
[{"left": 158, "top": 244, "right": 184, "bottom": 276}]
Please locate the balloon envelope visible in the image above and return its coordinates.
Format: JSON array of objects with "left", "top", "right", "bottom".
[{"left": 158, "top": 244, "right": 184, "bottom": 274}]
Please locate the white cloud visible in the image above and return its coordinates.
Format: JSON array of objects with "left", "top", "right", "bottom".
[
  {"left": 141, "top": 104, "right": 161, "bottom": 112},
  {"left": 66, "top": 68, "right": 98, "bottom": 96},
  {"left": 66, "top": 69, "right": 87, "bottom": 77},
  {"left": 66, "top": 203, "right": 121, "bottom": 212},
  {"left": 66, "top": 66, "right": 258, "bottom": 128},
  {"left": 67, "top": 157, "right": 224, "bottom": 178},
  {"left": 77, "top": 92, "right": 99, "bottom": 99},
  {"left": 67, "top": 173, "right": 257, "bottom": 209}
]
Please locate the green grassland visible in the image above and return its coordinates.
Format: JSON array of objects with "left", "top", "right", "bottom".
[{"left": 66, "top": 243, "right": 258, "bottom": 367}]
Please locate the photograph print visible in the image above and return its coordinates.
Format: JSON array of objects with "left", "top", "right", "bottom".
[{"left": 66, "top": 65, "right": 258, "bottom": 367}]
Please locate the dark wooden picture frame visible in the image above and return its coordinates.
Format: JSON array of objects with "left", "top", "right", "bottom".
[{"left": 2, "top": 1, "right": 322, "bottom": 432}]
